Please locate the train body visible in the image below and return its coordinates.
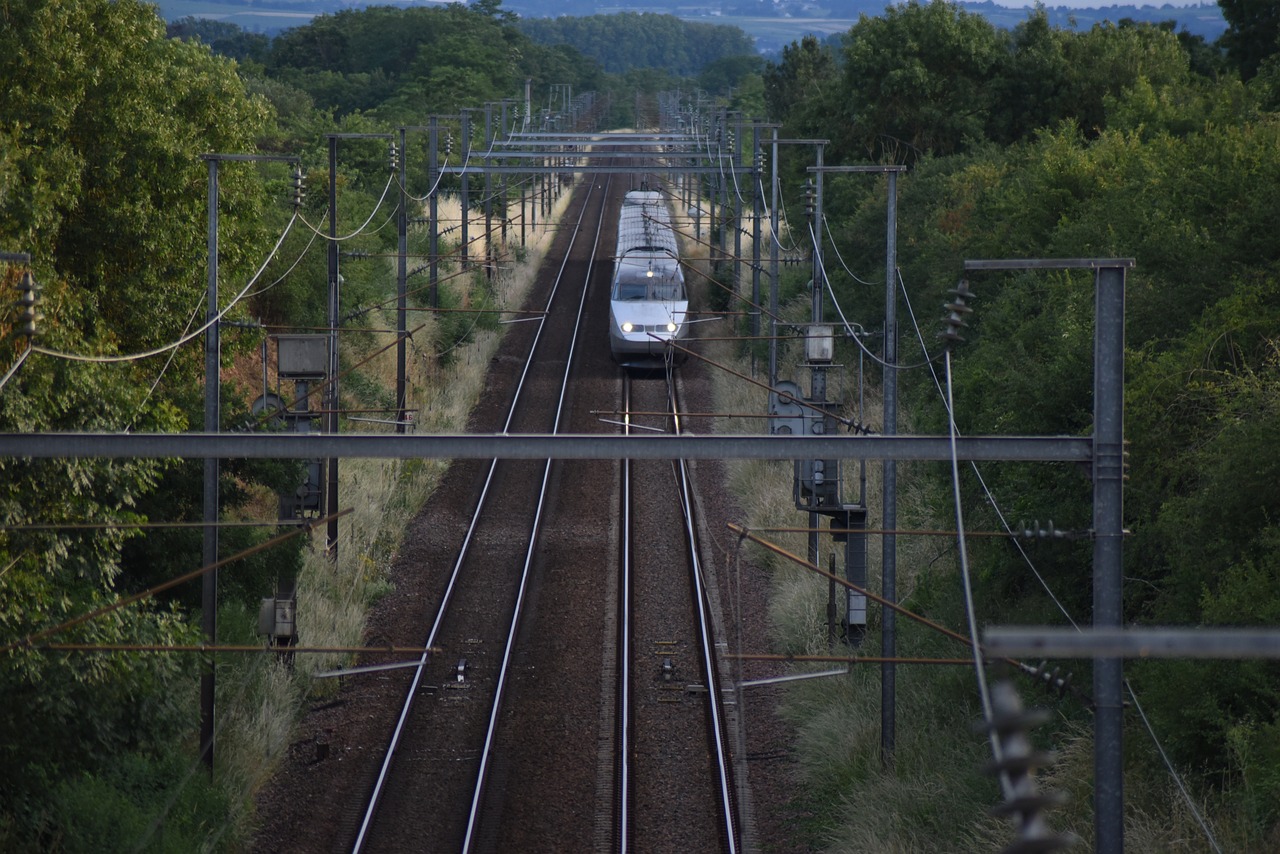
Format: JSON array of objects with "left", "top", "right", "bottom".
[{"left": 608, "top": 189, "right": 689, "bottom": 367}]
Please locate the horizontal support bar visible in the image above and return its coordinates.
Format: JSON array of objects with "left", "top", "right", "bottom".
[
  {"left": 808, "top": 165, "right": 907, "bottom": 173},
  {"left": 984, "top": 627, "right": 1280, "bottom": 659},
  {"left": 964, "top": 258, "right": 1136, "bottom": 271},
  {"left": 469, "top": 151, "right": 735, "bottom": 160},
  {"left": 0, "top": 433, "right": 1092, "bottom": 462},
  {"left": 200, "top": 153, "right": 299, "bottom": 163},
  {"left": 437, "top": 164, "right": 755, "bottom": 175}
]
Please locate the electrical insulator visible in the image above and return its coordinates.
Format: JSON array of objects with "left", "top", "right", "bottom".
[
  {"left": 15, "top": 271, "right": 42, "bottom": 339},
  {"left": 1023, "top": 660, "right": 1075, "bottom": 700},
  {"left": 292, "top": 166, "right": 306, "bottom": 208},
  {"left": 388, "top": 140, "right": 398, "bottom": 171},
  {"left": 803, "top": 180, "right": 816, "bottom": 220},
  {"left": 986, "top": 680, "right": 1074, "bottom": 853},
  {"left": 939, "top": 278, "right": 976, "bottom": 347}
]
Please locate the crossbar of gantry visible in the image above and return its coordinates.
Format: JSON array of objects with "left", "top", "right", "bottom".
[
  {"left": 0, "top": 433, "right": 1091, "bottom": 462},
  {"left": 984, "top": 627, "right": 1280, "bottom": 659},
  {"left": 505, "top": 133, "right": 697, "bottom": 141},
  {"left": 465, "top": 151, "right": 732, "bottom": 160},
  {"left": 436, "top": 164, "right": 754, "bottom": 175},
  {"left": 496, "top": 140, "right": 701, "bottom": 148}
]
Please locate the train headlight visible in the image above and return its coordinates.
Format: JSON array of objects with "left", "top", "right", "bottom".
[
  {"left": 666, "top": 322, "right": 678, "bottom": 333},
  {"left": 621, "top": 321, "right": 634, "bottom": 333}
]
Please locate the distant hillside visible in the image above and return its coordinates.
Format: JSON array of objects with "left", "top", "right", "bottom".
[
  {"left": 153, "top": 0, "right": 1228, "bottom": 49},
  {"left": 961, "top": 1, "right": 1226, "bottom": 40}
]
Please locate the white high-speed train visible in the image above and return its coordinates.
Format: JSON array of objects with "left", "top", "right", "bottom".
[{"left": 608, "top": 189, "right": 689, "bottom": 367}]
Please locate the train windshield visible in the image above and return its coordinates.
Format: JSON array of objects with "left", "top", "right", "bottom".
[{"left": 613, "top": 268, "right": 685, "bottom": 301}]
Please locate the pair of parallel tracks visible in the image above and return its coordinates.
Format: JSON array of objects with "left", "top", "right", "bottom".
[{"left": 351, "top": 170, "right": 739, "bottom": 853}]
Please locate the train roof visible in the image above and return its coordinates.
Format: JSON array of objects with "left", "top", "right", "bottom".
[
  {"left": 616, "top": 196, "right": 677, "bottom": 257},
  {"left": 623, "top": 190, "right": 665, "bottom": 206}
]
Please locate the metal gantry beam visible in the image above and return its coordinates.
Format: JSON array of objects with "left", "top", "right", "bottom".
[
  {"left": 0, "top": 433, "right": 1093, "bottom": 461},
  {"left": 984, "top": 628, "right": 1280, "bottom": 659},
  {"left": 436, "top": 164, "right": 755, "bottom": 175}
]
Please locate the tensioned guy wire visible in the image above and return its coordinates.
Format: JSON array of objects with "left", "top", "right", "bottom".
[
  {"left": 297, "top": 169, "right": 398, "bottom": 241},
  {"left": 945, "top": 348, "right": 1015, "bottom": 802}
]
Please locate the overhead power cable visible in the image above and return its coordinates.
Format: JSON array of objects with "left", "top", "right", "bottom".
[
  {"left": 31, "top": 211, "right": 300, "bottom": 364},
  {"left": 297, "top": 169, "right": 398, "bottom": 242}
]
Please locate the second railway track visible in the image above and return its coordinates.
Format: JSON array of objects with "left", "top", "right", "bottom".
[{"left": 354, "top": 168, "right": 616, "bottom": 852}]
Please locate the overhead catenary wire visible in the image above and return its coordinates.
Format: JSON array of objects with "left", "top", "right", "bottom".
[
  {"left": 31, "top": 210, "right": 301, "bottom": 364},
  {"left": 808, "top": 221, "right": 938, "bottom": 372},
  {"left": 396, "top": 151, "right": 452, "bottom": 203},
  {"left": 297, "top": 169, "right": 399, "bottom": 241},
  {"left": 944, "top": 347, "right": 1015, "bottom": 802},
  {"left": 757, "top": 174, "right": 799, "bottom": 254},
  {"left": 823, "top": 212, "right": 881, "bottom": 286}
]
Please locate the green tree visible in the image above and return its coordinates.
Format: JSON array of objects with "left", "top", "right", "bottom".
[
  {"left": 0, "top": 0, "right": 279, "bottom": 841},
  {"left": 762, "top": 31, "right": 846, "bottom": 187},
  {"left": 1057, "top": 19, "right": 1192, "bottom": 136},
  {"left": 1219, "top": 0, "right": 1280, "bottom": 80},
  {"left": 167, "top": 17, "right": 271, "bottom": 68},
  {"left": 841, "top": 1, "right": 1004, "bottom": 161},
  {"left": 987, "top": 9, "right": 1073, "bottom": 144},
  {"left": 519, "top": 12, "right": 755, "bottom": 76}
]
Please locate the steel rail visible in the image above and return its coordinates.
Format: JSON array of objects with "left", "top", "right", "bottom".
[
  {"left": 670, "top": 379, "right": 739, "bottom": 854},
  {"left": 618, "top": 374, "right": 635, "bottom": 854},
  {"left": 462, "top": 172, "right": 612, "bottom": 853},
  {"left": 351, "top": 176, "right": 605, "bottom": 853}
]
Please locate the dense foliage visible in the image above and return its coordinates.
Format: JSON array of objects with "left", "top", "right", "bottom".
[
  {"left": 518, "top": 12, "right": 757, "bottom": 76},
  {"left": 0, "top": 0, "right": 292, "bottom": 845},
  {"left": 254, "top": 1, "right": 603, "bottom": 120},
  {"left": 763, "top": 0, "right": 1280, "bottom": 842}
]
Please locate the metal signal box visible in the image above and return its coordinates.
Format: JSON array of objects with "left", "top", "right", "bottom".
[{"left": 276, "top": 334, "right": 328, "bottom": 380}]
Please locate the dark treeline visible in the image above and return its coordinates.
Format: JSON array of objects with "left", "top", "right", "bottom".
[{"left": 517, "top": 12, "right": 758, "bottom": 76}]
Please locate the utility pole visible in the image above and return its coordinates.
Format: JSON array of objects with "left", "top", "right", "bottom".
[
  {"left": 809, "top": 163, "right": 907, "bottom": 762},
  {"left": 396, "top": 128, "right": 407, "bottom": 434},
  {"left": 964, "top": 257, "right": 1132, "bottom": 852},
  {"left": 324, "top": 133, "right": 391, "bottom": 559},
  {"left": 199, "top": 151, "right": 297, "bottom": 772}
]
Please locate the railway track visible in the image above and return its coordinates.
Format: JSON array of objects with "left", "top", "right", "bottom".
[
  {"left": 346, "top": 155, "right": 744, "bottom": 853},
  {"left": 619, "top": 369, "right": 739, "bottom": 854},
  {"left": 352, "top": 169, "right": 613, "bottom": 851}
]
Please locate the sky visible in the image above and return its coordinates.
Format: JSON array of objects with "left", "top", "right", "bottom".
[{"left": 987, "top": 1, "right": 1213, "bottom": 7}]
